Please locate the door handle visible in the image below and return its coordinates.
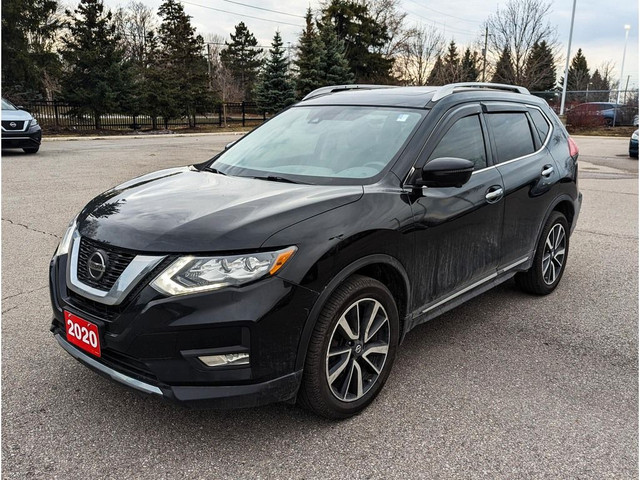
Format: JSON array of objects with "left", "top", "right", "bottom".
[
  {"left": 541, "top": 165, "right": 554, "bottom": 177},
  {"left": 485, "top": 186, "right": 504, "bottom": 203}
]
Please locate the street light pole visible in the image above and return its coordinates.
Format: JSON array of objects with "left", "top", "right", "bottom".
[
  {"left": 613, "top": 25, "right": 631, "bottom": 126},
  {"left": 560, "top": 0, "right": 577, "bottom": 116}
]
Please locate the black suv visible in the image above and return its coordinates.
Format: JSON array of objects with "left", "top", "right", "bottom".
[{"left": 50, "top": 83, "right": 581, "bottom": 419}]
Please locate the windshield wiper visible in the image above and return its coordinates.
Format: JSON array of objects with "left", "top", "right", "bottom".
[
  {"left": 205, "top": 166, "right": 226, "bottom": 175},
  {"left": 252, "top": 175, "right": 308, "bottom": 184}
]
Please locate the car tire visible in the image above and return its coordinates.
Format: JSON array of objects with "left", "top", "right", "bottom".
[
  {"left": 23, "top": 146, "right": 39, "bottom": 154},
  {"left": 516, "top": 211, "right": 570, "bottom": 295},
  {"left": 298, "top": 274, "right": 399, "bottom": 419}
]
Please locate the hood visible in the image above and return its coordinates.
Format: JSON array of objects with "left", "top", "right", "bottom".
[
  {"left": 1, "top": 109, "right": 33, "bottom": 122},
  {"left": 78, "top": 167, "right": 364, "bottom": 253}
]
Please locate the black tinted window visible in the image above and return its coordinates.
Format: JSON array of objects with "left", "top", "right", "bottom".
[
  {"left": 529, "top": 109, "right": 550, "bottom": 143},
  {"left": 486, "top": 113, "right": 535, "bottom": 163},
  {"left": 429, "top": 115, "right": 486, "bottom": 170}
]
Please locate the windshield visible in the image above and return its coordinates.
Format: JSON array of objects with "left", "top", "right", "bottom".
[
  {"left": 212, "top": 105, "right": 424, "bottom": 184},
  {"left": 2, "top": 99, "right": 17, "bottom": 110}
]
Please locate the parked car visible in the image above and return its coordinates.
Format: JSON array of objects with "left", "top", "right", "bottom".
[
  {"left": 50, "top": 83, "right": 582, "bottom": 419},
  {"left": 1, "top": 98, "right": 42, "bottom": 153},
  {"left": 630, "top": 130, "right": 638, "bottom": 158},
  {"left": 566, "top": 102, "right": 635, "bottom": 127}
]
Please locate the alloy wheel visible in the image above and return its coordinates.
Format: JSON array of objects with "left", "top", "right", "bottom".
[
  {"left": 542, "top": 223, "right": 566, "bottom": 285},
  {"left": 325, "top": 298, "right": 390, "bottom": 402}
]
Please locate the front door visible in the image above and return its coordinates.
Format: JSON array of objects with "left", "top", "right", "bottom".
[{"left": 408, "top": 104, "right": 504, "bottom": 308}]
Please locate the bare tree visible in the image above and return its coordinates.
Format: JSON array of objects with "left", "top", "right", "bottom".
[
  {"left": 485, "top": 0, "right": 557, "bottom": 85},
  {"left": 205, "top": 33, "right": 243, "bottom": 125},
  {"left": 366, "top": 0, "right": 409, "bottom": 58},
  {"left": 114, "top": 1, "right": 158, "bottom": 64},
  {"left": 395, "top": 24, "right": 444, "bottom": 85}
]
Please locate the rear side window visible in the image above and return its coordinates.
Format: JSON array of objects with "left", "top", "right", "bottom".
[
  {"left": 486, "top": 113, "right": 535, "bottom": 163},
  {"left": 529, "top": 109, "right": 551, "bottom": 143},
  {"left": 428, "top": 115, "right": 487, "bottom": 170}
]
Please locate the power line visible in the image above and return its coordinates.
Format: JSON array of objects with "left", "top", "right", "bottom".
[
  {"left": 180, "top": 0, "right": 303, "bottom": 28},
  {"left": 404, "top": 0, "right": 482, "bottom": 25},
  {"left": 221, "top": 0, "right": 305, "bottom": 19},
  {"left": 401, "top": 7, "right": 480, "bottom": 39}
]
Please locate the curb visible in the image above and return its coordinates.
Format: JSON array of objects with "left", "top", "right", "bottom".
[{"left": 43, "top": 131, "right": 247, "bottom": 142}]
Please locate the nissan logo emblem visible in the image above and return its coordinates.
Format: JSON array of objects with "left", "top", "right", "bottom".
[
  {"left": 9, "top": 122, "right": 16, "bottom": 128},
  {"left": 87, "top": 250, "right": 108, "bottom": 280}
]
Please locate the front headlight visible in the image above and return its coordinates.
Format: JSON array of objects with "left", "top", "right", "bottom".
[
  {"left": 151, "top": 246, "right": 297, "bottom": 296},
  {"left": 632, "top": 131, "right": 638, "bottom": 141},
  {"left": 29, "top": 118, "right": 39, "bottom": 128},
  {"left": 54, "top": 217, "right": 77, "bottom": 257}
]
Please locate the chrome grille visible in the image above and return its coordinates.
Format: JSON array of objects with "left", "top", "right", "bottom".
[
  {"left": 76, "top": 237, "right": 136, "bottom": 291},
  {"left": 2, "top": 120, "right": 26, "bottom": 131}
]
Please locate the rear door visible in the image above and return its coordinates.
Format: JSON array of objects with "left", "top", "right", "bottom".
[
  {"left": 483, "top": 103, "right": 560, "bottom": 268},
  {"left": 408, "top": 103, "right": 504, "bottom": 306}
]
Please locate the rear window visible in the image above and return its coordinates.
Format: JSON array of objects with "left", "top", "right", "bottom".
[
  {"left": 529, "top": 109, "right": 551, "bottom": 143},
  {"left": 486, "top": 113, "right": 536, "bottom": 163}
]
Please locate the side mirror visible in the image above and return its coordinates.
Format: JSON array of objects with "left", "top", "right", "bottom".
[
  {"left": 225, "top": 140, "right": 237, "bottom": 150},
  {"left": 418, "top": 157, "right": 475, "bottom": 188}
]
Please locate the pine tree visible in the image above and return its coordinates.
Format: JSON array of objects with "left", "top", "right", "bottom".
[
  {"left": 524, "top": 41, "right": 556, "bottom": 91},
  {"left": 318, "top": 23, "right": 354, "bottom": 85},
  {"left": 2, "top": 0, "right": 60, "bottom": 100},
  {"left": 320, "top": 0, "right": 393, "bottom": 83},
  {"left": 442, "top": 41, "right": 460, "bottom": 83},
  {"left": 156, "top": 0, "right": 211, "bottom": 127},
  {"left": 589, "top": 69, "right": 610, "bottom": 102},
  {"left": 60, "top": 0, "right": 131, "bottom": 129},
  {"left": 491, "top": 47, "right": 516, "bottom": 85},
  {"left": 255, "top": 31, "right": 296, "bottom": 114},
  {"left": 427, "top": 55, "right": 446, "bottom": 85},
  {"left": 294, "top": 8, "right": 324, "bottom": 98},
  {"left": 460, "top": 48, "right": 479, "bottom": 82},
  {"left": 220, "top": 22, "right": 263, "bottom": 100},
  {"left": 558, "top": 48, "right": 591, "bottom": 102}
]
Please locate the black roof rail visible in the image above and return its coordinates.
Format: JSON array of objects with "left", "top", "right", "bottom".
[
  {"left": 430, "top": 82, "right": 530, "bottom": 102},
  {"left": 301, "top": 84, "right": 395, "bottom": 101}
]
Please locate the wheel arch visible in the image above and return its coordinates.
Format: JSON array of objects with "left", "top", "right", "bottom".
[{"left": 294, "top": 254, "right": 411, "bottom": 372}]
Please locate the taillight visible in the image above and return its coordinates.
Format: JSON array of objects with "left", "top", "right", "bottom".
[{"left": 568, "top": 137, "right": 579, "bottom": 157}]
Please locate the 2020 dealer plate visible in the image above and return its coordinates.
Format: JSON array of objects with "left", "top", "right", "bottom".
[{"left": 65, "top": 311, "right": 101, "bottom": 357}]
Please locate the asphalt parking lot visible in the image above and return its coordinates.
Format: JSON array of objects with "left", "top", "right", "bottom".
[{"left": 2, "top": 133, "right": 638, "bottom": 478}]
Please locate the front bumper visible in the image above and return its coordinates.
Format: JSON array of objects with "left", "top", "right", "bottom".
[
  {"left": 55, "top": 333, "right": 303, "bottom": 408},
  {"left": 1, "top": 125, "right": 42, "bottom": 149},
  {"left": 50, "top": 253, "right": 318, "bottom": 408}
]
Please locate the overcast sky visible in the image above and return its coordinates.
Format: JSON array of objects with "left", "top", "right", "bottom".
[{"left": 102, "top": 0, "right": 639, "bottom": 89}]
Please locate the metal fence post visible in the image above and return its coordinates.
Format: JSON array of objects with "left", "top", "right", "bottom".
[
  {"left": 54, "top": 101, "right": 60, "bottom": 127},
  {"left": 218, "top": 104, "right": 222, "bottom": 126},
  {"left": 242, "top": 101, "right": 246, "bottom": 127}
]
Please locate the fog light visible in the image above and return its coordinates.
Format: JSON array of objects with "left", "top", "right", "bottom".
[{"left": 198, "top": 353, "right": 249, "bottom": 367}]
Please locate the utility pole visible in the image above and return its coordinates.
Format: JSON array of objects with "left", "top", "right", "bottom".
[
  {"left": 482, "top": 25, "right": 488, "bottom": 82},
  {"left": 560, "top": 0, "right": 577, "bottom": 116},
  {"left": 207, "top": 43, "right": 213, "bottom": 91},
  {"left": 613, "top": 24, "right": 631, "bottom": 125}
]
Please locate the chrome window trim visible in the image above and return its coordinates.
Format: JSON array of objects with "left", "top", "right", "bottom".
[
  {"left": 55, "top": 334, "right": 163, "bottom": 396},
  {"left": 472, "top": 104, "right": 553, "bottom": 174},
  {"left": 420, "top": 256, "right": 529, "bottom": 314},
  {"left": 66, "top": 230, "right": 165, "bottom": 306}
]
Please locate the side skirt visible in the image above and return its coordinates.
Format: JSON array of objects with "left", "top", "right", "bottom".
[{"left": 402, "top": 256, "right": 531, "bottom": 336}]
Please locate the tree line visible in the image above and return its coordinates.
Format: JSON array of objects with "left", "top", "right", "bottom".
[{"left": 1, "top": 0, "right": 624, "bottom": 129}]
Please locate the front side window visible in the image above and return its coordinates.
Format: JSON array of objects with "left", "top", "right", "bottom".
[
  {"left": 212, "top": 106, "right": 424, "bottom": 185},
  {"left": 428, "top": 115, "right": 487, "bottom": 170},
  {"left": 486, "top": 113, "right": 536, "bottom": 163}
]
